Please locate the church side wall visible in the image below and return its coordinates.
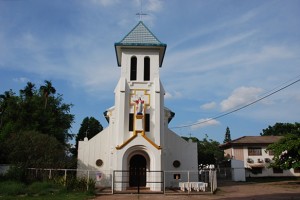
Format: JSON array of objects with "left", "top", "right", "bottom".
[
  {"left": 77, "top": 128, "right": 113, "bottom": 174},
  {"left": 163, "top": 129, "right": 198, "bottom": 171}
]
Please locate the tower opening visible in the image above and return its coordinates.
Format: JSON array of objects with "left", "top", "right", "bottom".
[
  {"left": 129, "top": 154, "right": 147, "bottom": 187},
  {"left": 130, "top": 56, "right": 137, "bottom": 81},
  {"left": 144, "top": 57, "right": 150, "bottom": 81}
]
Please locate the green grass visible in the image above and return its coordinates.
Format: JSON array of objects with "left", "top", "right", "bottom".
[
  {"left": 0, "top": 181, "right": 95, "bottom": 200},
  {"left": 0, "top": 193, "right": 94, "bottom": 200}
]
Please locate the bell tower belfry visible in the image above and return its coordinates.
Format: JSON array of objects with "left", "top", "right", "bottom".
[
  {"left": 77, "top": 21, "right": 198, "bottom": 192},
  {"left": 113, "top": 21, "right": 167, "bottom": 151}
]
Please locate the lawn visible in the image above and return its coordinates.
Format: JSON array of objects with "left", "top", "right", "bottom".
[{"left": 0, "top": 181, "right": 95, "bottom": 200}]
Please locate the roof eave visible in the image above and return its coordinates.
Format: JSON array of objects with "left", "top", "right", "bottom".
[{"left": 114, "top": 43, "right": 167, "bottom": 67}]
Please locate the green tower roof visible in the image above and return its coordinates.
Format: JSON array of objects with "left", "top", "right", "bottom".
[{"left": 115, "top": 21, "right": 167, "bottom": 67}]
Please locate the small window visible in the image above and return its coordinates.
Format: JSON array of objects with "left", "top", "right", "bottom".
[
  {"left": 251, "top": 168, "right": 262, "bottom": 174},
  {"left": 145, "top": 113, "right": 150, "bottom": 132},
  {"left": 130, "top": 56, "right": 137, "bottom": 81},
  {"left": 173, "top": 174, "right": 181, "bottom": 180},
  {"left": 129, "top": 113, "right": 134, "bottom": 131},
  {"left": 173, "top": 160, "right": 181, "bottom": 168},
  {"left": 248, "top": 147, "right": 262, "bottom": 156},
  {"left": 96, "top": 159, "right": 103, "bottom": 167},
  {"left": 144, "top": 57, "right": 150, "bottom": 81},
  {"left": 294, "top": 168, "right": 300, "bottom": 173},
  {"left": 273, "top": 168, "right": 283, "bottom": 173},
  {"left": 268, "top": 150, "right": 274, "bottom": 156}
]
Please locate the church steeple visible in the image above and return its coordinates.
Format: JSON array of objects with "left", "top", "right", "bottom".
[{"left": 114, "top": 21, "right": 167, "bottom": 67}]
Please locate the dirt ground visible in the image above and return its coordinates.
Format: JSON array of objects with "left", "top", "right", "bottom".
[{"left": 93, "top": 180, "right": 300, "bottom": 200}]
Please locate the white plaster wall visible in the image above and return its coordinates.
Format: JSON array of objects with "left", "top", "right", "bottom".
[{"left": 163, "top": 129, "right": 198, "bottom": 171}]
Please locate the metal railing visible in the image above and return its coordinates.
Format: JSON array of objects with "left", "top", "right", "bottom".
[{"left": 27, "top": 168, "right": 217, "bottom": 194}]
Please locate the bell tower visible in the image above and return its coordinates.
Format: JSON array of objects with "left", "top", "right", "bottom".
[{"left": 113, "top": 21, "right": 167, "bottom": 151}]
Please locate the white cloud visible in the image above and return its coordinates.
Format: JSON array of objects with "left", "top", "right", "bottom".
[
  {"left": 165, "top": 91, "right": 182, "bottom": 99},
  {"left": 220, "top": 86, "right": 264, "bottom": 111},
  {"left": 13, "top": 77, "right": 30, "bottom": 83},
  {"left": 91, "top": 0, "right": 120, "bottom": 6},
  {"left": 146, "top": 0, "right": 163, "bottom": 12},
  {"left": 191, "top": 118, "right": 220, "bottom": 130},
  {"left": 201, "top": 101, "right": 216, "bottom": 110}
]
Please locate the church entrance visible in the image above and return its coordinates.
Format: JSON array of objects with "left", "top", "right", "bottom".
[{"left": 129, "top": 154, "right": 146, "bottom": 187}]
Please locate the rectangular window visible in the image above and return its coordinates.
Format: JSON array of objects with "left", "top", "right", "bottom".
[
  {"left": 294, "top": 168, "right": 300, "bottom": 173},
  {"left": 145, "top": 113, "right": 150, "bottom": 132},
  {"left": 248, "top": 147, "right": 262, "bottom": 156},
  {"left": 144, "top": 57, "right": 150, "bottom": 81},
  {"left": 268, "top": 150, "right": 274, "bottom": 156},
  {"left": 273, "top": 168, "right": 283, "bottom": 173},
  {"left": 129, "top": 113, "right": 134, "bottom": 131},
  {"left": 130, "top": 57, "right": 137, "bottom": 81},
  {"left": 251, "top": 168, "right": 262, "bottom": 174},
  {"left": 173, "top": 174, "right": 181, "bottom": 180}
]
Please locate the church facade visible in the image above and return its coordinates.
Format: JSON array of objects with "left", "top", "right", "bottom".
[{"left": 77, "top": 21, "right": 198, "bottom": 191}]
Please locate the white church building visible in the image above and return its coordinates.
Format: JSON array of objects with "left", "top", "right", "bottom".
[{"left": 77, "top": 21, "right": 198, "bottom": 191}]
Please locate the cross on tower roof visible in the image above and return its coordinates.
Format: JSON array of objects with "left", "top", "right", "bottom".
[{"left": 136, "top": 0, "right": 147, "bottom": 21}]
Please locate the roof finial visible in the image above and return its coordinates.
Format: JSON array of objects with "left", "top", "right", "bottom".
[{"left": 136, "top": 0, "right": 147, "bottom": 21}]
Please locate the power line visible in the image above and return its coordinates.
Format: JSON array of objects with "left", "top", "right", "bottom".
[{"left": 170, "top": 76, "right": 300, "bottom": 129}]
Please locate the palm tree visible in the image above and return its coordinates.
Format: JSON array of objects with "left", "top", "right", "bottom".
[
  {"left": 40, "top": 80, "right": 56, "bottom": 109},
  {"left": 20, "top": 82, "right": 35, "bottom": 99}
]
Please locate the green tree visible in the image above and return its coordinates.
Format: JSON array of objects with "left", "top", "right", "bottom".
[
  {"left": 260, "top": 122, "right": 300, "bottom": 136},
  {"left": 223, "top": 126, "right": 231, "bottom": 143},
  {"left": 267, "top": 134, "right": 300, "bottom": 169},
  {"left": 0, "top": 81, "right": 74, "bottom": 165},
  {"left": 5, "top": 131, "right": 67, "bottom": 168},
  {"left": 182, "top": 135, "right": 224, "bottom": 165},
  {"left": 74, "top": 117, "right": 103, "bottom": 156},
  {"left": 39, "top": 80, "right": 56, "bottom": 109}
]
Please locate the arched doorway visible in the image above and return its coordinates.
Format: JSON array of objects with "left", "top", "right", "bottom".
[{"left": 129, "top": 154, "right": 146, "bottom": 187}]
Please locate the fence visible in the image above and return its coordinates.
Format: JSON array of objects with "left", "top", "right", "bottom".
[
  {"left": 113, "top": 170, "right": 164, "bottom": 194},
  {"left": 27, "top": 168, "right": 217, "bottom": 194}
]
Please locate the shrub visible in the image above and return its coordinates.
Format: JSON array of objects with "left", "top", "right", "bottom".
[
  {"left": 0, "top": 181, "right": 26, "bottom": 195},
  {"left": 27, "top": 181, "right": 62, "bottom": 196}
]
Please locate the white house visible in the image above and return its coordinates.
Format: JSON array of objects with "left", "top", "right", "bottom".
[
  {"left": 220, "top": 136, "right": 300, "bottom": 179},
  {"left": 77, "top": 21, "right": 198, "bottom": 191}
]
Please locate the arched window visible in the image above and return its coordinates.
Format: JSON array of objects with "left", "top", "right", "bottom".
[
  {"left": 130, "top": 56, "right": 137, "bottom": 81},
  {"left": 144, "top": 57, "right": 150, "bottom": 81}
]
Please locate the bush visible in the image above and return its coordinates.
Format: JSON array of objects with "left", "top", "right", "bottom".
[
  {"left": 0, "top": 181, "right": 26, "bottom": 195},
  {"left": 4, "top": 166, "right": 26, "bottom": 182},
  {"left": 27, "top": 181, "right": 62, "bottom": 196}
]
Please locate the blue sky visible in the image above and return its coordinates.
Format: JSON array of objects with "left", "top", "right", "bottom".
[{"left": 1, "top": 0, "right": 299, "bottom": 144}]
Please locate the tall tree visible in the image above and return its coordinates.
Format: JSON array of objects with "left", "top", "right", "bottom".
[
  {"left": 20, "top": 82, "right": 35, "bottom": 99},
  {"left": 0, "top": 81, "right": 74, "bottom": 165},
  {"left": 39, "top": 80, "right": 56, "bottom": 109},
  {"left": 223, "top": 126, "right": 231, "bottom": 143},
  {"left": 74, "top": 117, "right": 103, "bottom": 156}
]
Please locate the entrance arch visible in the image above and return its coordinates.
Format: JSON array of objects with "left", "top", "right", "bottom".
[{"left": 129, "top": 154, "right": 146, "bottom": 187}]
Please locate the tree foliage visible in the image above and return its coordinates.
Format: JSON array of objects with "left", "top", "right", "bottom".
[
  {"left": 5, "top": 131, "right": 67, "bottom": 168},
  {"left": 0, "top": 81, "right": 74, "bottom": 165},
  {"left": 182, "top": 135, "right": 224, "bottom": 165},
  {"left": 73, "top": 117, "right": 103, "bottom": 157},
  {"left": 223, "top": 126, "right": 231, "bottom": 143},
  {"left": 260, "top": 122, "right": 300, "bottom": 136},
  {"left": 267, "top": 134, "right": 300, "bottom": 170}
]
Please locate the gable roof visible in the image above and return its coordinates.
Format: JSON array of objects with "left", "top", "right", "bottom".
[
  {"left": 219, "top": 136, "right": 283, "bottom": 149},
  {"left": 114, "top": 21, "right": 167, "bottom": 67}
]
